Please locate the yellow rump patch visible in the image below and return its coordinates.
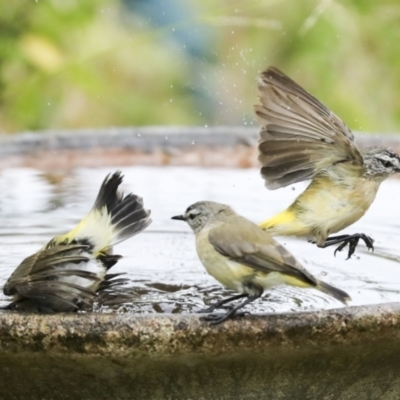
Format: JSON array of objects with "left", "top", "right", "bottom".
[{"left": 259, "top": 209, "right": 296, "bottom": 230}]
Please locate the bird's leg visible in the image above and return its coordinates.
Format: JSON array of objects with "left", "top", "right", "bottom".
[
  {"left": 201, "top": 293, "right": 261, "bottom": 325},
  {"left": 320, "top": 233, "right": 374, "bottom": 259},
  {"left": 197, "top": 293, "right": 247, "bottom": 313}
]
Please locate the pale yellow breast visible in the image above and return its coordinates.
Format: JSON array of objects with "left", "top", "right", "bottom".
[
  {"left": 261, "top": 173, "right": 381, "bottom": 242},
  {"left": 195, "top": 228, "right": 253, "bottom": 292},
  {"left": 294, "top": 175, "right": 381, "bottom": 237}
]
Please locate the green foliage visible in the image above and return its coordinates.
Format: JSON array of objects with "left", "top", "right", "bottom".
[{"left": 1, "top": 0, "right": 400, "bottom": 133}]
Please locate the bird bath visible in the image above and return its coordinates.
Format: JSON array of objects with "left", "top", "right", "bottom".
[{"left": 0, "top": 127, "right": 399, "bottom": 399}]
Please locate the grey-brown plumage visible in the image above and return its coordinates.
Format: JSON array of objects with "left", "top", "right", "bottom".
[
  {"left": 256, "top": 67, "right": 362, "bottom": 189},
  {"left": 256, "top": 67, "right": 400, "bottom": 258},
  {"left": 172, "top": 201, "right": 350, "bottom": 324},
  {"left": 3, "top": 245, "right": 98, "bottom": 312},
  {"left": 3, "top": 171, "right": 151, "bottom": 313}
]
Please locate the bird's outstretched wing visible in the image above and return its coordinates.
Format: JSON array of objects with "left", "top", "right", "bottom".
[
  {"left": 93, "top": 273, "right": 132, "bottom": 308},
  {"left": 3, "top": 244, "right": 99, "bottom": 311},
  {"left": 255, "top": 67, "right": 363, "bottom": 189},
  {"left": 208, "top": 216, "right": 317, "bottom": 286}
]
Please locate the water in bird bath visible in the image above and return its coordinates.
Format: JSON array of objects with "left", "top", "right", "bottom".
[{"left": 0, "top": 166, "right": 399, "bottom": 314}]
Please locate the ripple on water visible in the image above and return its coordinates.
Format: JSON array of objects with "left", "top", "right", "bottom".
[{"left": 0, "top": 166, "right": 399, "bottom": 314}]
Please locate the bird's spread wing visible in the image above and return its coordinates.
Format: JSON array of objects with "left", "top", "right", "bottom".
[
  {"left": 4, "top": 244, "right": 99, "bottom": 310},
  {"left": 208, "top": 217, "right": 317, "bottom": 285},
  {"left": 255, "top": 67, "right": 363, "bottom": 189},
  {"left": 94, "top": 273, "right": 132, "bottom": 307},
  {"left": 7, "top": 244, "right": 91, "bottom": 281}
]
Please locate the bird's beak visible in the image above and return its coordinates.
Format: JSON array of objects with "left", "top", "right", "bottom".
[{"left": 171, "top": 215, "right": 186, "bottom": 221}]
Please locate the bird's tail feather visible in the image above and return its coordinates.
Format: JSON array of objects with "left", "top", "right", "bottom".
[
  {"left": 60, "top": 171, "right": 151, "bottom": 253},
  {"left": 93, "top": 171, "right": 125, "bottom": 213},
  {"left": 317, "top": 280, "right": 351, "bottom": 305},
  {"left": 93, "top": 171, "right": 152, "bottom": 248},
  {"left": 109, "top": 193, "right": 152, "bottom": 246}
]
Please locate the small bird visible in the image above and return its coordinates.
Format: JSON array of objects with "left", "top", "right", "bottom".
[
  {"left": 172, "top": 201, "right": 350, "bottom": 325},
  {"left": 2, "top": 171, "right": 151, "bottom": 313},
  {"left": 255, "top": 67, "right": 400, "bottom": 259}
]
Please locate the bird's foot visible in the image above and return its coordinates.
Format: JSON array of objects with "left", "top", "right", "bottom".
[
  {"left": 200, "top": 311, "right": 249, "bottom": 325},
  {"left": 197, "top": 304, "right": 234, "bottom": 314},
  {"left": 197, "top": 293, "right": 248, "bottom": 314},
  {"left": 323, "top": 233, "right": 374, "bottom": 259}
]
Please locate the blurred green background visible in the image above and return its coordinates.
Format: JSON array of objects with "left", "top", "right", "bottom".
[{"left": 1, "top": 0, "right": 400, "bottom": 134}]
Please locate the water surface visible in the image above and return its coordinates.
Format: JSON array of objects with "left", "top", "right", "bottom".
[{"left": 0, "top": 166, "right": 399, "bottom": 314}]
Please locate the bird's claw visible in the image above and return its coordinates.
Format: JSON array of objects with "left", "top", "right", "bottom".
[
  {"left": 197, "top": 307, "right": 215, "bottom": 314},
  {"left": 200, "top": 311, "right": 249, "bottom": 325},
  {"left": 333, "top": 234, "right": 374, "bottom": 259},
  {"left": 200, "top": 313, "right": 227, "bottom": 325},
  {"left": 197, "top": 304, "right": 234, "bottom": 314}
]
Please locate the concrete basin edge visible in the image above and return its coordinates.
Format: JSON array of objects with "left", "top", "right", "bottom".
[{"left": 0, "top": 302, "right": 399, "bottom": 358}]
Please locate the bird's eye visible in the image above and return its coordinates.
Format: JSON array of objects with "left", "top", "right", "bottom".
[
  {"left": 188, "top": 213, "right": 196, "bottom": 220},
  {"left": 381, "top": 160, "right": 392, "bottom": 168}
]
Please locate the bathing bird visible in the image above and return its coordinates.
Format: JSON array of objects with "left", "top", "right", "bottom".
[
  {"left": 3, "top": 171, "right": 151, "bottom": 312},
  {"left": 172, "top": 201, "right": 350, "bottom": 325},
  {"left": 256, "top": 67, "right": 400, "bottom": 258}
]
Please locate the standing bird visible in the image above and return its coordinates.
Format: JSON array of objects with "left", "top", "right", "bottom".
[
  {"left": 3, "top": 171, "right": 151, "bottom": 313},
  {"left": 172, "top": 201, "right": 350, "bottom": 325},
  {"left": 256, "top": 67, "right": 400, "bottom": 259}
]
